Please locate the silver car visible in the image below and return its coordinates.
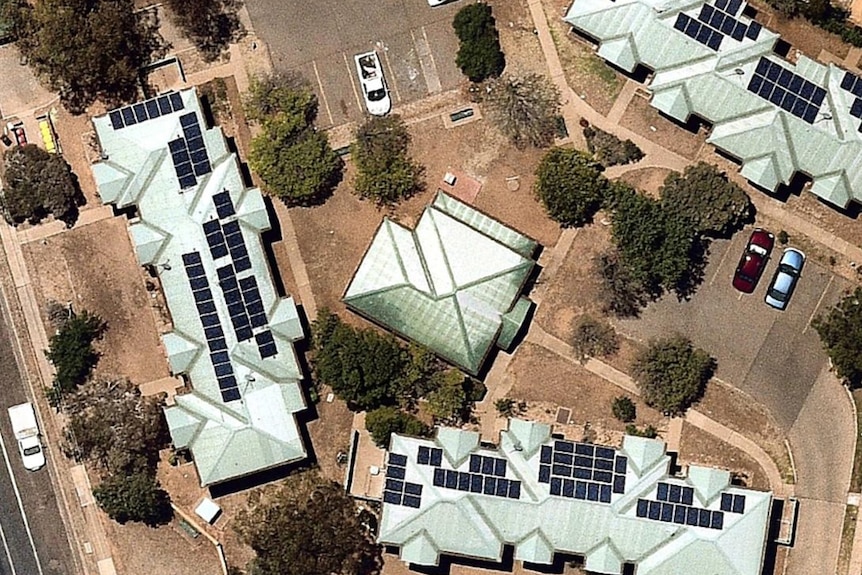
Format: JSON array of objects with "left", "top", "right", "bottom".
[{"left": 764, "top": 247, "right": 805, "bottom": 310}]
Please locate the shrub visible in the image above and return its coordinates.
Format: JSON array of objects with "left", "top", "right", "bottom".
[
  {"left": 452, "top": 3, "right": 505, "bottom": 82},
  {"left": 583, "top": 126, "right": 644, "bottom": 167},
  {"left": 482, "top": 73, "right": 560, "bottom": 148},
  {"left": 45, "top": 310, "right": 106, "bottom": 395},
  {"left": 351, "top": 115, "right": 423, "bottom": 206},
  {"left": 365, "top": 406, "right": 429, "bottom": 448},
  {"left": 812, "top": 287, "right": 862, "bottom": 387},
  {"left": 594, "top": 250, "right": 648, "bottom": 318},
  {"left": 625, "top": 424, "right": 658, "bottom": 438},
  {"left": 572, "top": 315, "right": 619, "bottom": 362},
  {"left": 534, "top": 148, "right": 607, "bottom": 227},
  {"left": 612, "top": 396, "right": 636, "bottom": 422},
  {"left": 632, "top": 336, "right": 715, "bottom": 415}
]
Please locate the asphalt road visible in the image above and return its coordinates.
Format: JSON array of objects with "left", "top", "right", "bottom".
[{"left": 0, "top": 299, "right": 76, "bottom": 575}]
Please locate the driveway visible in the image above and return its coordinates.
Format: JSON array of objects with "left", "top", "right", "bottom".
[
  {"left": 615, "top": 230, "right": 848, "bottom": 431},
  {"left": 245, "top": 0, "right": 467, "bottom": 127}
]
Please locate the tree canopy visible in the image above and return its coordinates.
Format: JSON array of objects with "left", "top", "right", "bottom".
[
  {"left": 365, "top": 406, "right": 429, "bottom": 448},
  {"left": 534, "top": 147, "right": 606, "bottom": 227},
  {"left": 453, "top": 3, "right": 505, "bottom": 82},
  {"left": 660, "top": 162, "right": 753, "bottom": 238},
  {"left": 10, "top": 0, "right": 163, "bottom": 113},
  {"left": 583, "top": 126, "right": 644, "bottom": 167},
  {"left": 45, "top": 309, "right": 106, "bottom": 396},
  {"left": 1, "top": 144, "right": 84, "bottom": 227},
  {"left": 93, "top": 471, "right": 172, "bottom": 526},
  {"left": 425, "top": 369, "right": 470, "bottom": 424},
  {"left": 482, "top": 74, "right": 560, "bottom": 149},
  {"left": 571, "top": 315, "right": 619, "bottom": 362},
  {"left": 311, "top": 310, "right": 408, "bottom": 411},
  {"left": 632, "top": 336, "right": 715, "bottom": 415},
  {"left": 235, "top": 473, "right": 382, "bottom": 575},
  {"left": 351, "top": 115, "right": 423, "bottom": 206},
  {"left": 246, "top": 73, "right": 343, "bottom": 206},
  {"left": 813, "top": 287, "right": 862, "bottom": 388},
  {"left": 165, "top": 0, "right": 244, "bottom": 62}
]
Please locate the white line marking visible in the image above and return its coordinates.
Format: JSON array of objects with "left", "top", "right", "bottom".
[
  {"left": 421, "top": 26, "right": 443, "bottom": 94},
  {"left": 312, "top": 60, "right": 334, "bottom": 126},
  {"left": 380, "top": 44, "right": 401, "bottom": 103},
  {"left": 343, "top": 52, "right": 364, "bottom": 112},
  {"left": 803, "top": 274, "right": 834, "bottom": 334},
  {"left": 709, "top": 242, "right": 735, "bottom": 286},
  {"left": 0, "top": 516, "right": 18, "bottom": 575},
  {"left": 0, "top": 419, "right": 43, "bottom": 575}
]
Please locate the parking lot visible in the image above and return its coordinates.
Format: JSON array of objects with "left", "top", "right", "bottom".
[
  {"left": 615, "top": 229, "right": 849, "bottom": 431},
  {"left": 244, "top": 0, "right": 469, "bottom": 127}
]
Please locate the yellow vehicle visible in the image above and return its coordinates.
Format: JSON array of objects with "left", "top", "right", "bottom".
[{"left": 37, "top": 115, "right": 58, "bottom": 154}]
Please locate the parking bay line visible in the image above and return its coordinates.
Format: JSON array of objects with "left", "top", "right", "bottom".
[
  {"left": 709, "top": 241, "right": 736, "bottom": 286},
  {"left": 803, "top": 274, "right": 834, "bottom": 334},
  {"left": 312, "top": 60, "right": 334, "bottom": 126},
  {"left": 380, "top": 45, "right": 402, "bottom": 103},
  {"left": 419, "top": 26, "right": 443, "bottom": 94},
  {"left": 343, "top": 52, "right": 364, "bottom": 113}
]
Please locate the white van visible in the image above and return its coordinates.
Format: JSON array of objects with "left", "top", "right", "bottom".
[{"left": 8, "top": 403, "right": 45, "bottom": 472}]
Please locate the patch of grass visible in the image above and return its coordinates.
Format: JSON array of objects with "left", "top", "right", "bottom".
[
  {"left": 837, "top": 504, "right": 858, "bottom": 575},
  {"left": 576, "top": 54, "right": 619, "bottom": 87},
  {"left": 546, "top": 11, "right": 620, "bottom": 93}
]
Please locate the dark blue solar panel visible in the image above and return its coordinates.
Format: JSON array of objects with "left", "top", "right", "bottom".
[
  {"left": 496, "top": 478, "right": 509, "bottom": 497},
  {"left": 661, "top": 502, "right": 673, "bottom": 521},
  {"left": 540, "top": 445, "right": 552, "bottom": 464},
  {"left": 457, "top": 472, "right": 470, "bottom": 491},
  {"left": 157, "top": 95, "right": 172, "bottom": 115},
  {"left": 214, "top": 362, "right": 233, "bottom": 377},
  {"left": 674, "top": 504, "right": 687, "bottom": 524},
  {"left": 792, "top": 98, "right": 807, "bottom": 117},
  {"left": 508, "top": 481, "right": 520, "bottom": 499},
  {"left": 845, "top": 72, "right": 858, "bottom": 91},
  {"left": 575, "top": 443, "right": 593, "bottom": 456},
  {"left": 850, "top": 99, "right": 862, "bottom": 119},
  {"left": 180, "top": 112, "right": 197, "bottom": 128},
  {"left": 613, "top": 475, "right": 625, "bottom": 494},
  {"left": 803, "top": 104, "right": 818, "bottom": 123},
  {"left": 471, "top": 474, "right": 483, "bottom": 492},
  {"left": 386, "top": 478, "right": 404, "bottom": 492},
  {"left": 549, "top": 477, "right": 561, "bottom": 496},
  {"left": 731, "top": 21, "right": 746, "bottom": 41},
  {"left": 648, "top": 501, "right": 661, "bottom": 520},
  {"left": 197, "top": 301, "right": 216, "bottom": 315},
  {"left": 190, "top": 276, "right": 208, "bottom": 291},
  {"left": 707, "top": 32, "right": 722, "bottom": 50},
  {"left": 595, "top": 458, "right": 613, "bottom": 471},
  {"left": 562, "top": 479, "right": 574, "bottom": 498},
  {"left": 696, "top": 25, "right": 710, "bottom": 43},
  {"left": 202, "top": 313, "right": 220, "bottom": 327},
  {"left": 169, "top": 92, "right": 184, "bottom": 111},
  {"left": 217, "top": 265, "right": 233, "bottom": 281},
  {"left": 715, "top": 0, "right": 728, "bottom": 9},
  {"left": 573, "top": 481, "right": 585, "bottom": 499},
  {"left": 555, "top": 441, "right": 574, "bottom": 453},
  {"left": 711, "top": 511, "right": 725, "bottom": 529},
  {"left": 699, "top": 4, "right": 713, "bottom": 21},
  {"left": 769, "top": 87, "right": 785, "bottom": 106},
  {"left": 588, "top": 482, "right": 599, "bottom": 501},
  {"left": 205, "top": 325, "right": 224, "bottom": 340},
  {"left": 778, "top": 68, "right": 792, "bottom": 88},
  {"left": 433, "top": 468, "right": 445, "bottom": 487},
  {"left": 657, "top": 483, "right": 669, "bottom": 501},
  {"left": 133, "top": 103, "right": 147, "bottom": 122},
  {"left": 594, "top": 471, "right": 612, "bottom": 484},
  {"left": 669, "top": 484, "right": 681, "bottom": 503},
  {"left": 699, "top": 509, "right": 712, "bottom": 527},
  {"left": 853, "top": 80, "right": 862, "bottom": 98},
  {"left": 538, "top": 465, "right": 550, "bottom": 483},
  {"left": 636, "top": 499, "right": 648, "bottom": 517},
  {"left": 388, "top": 465, "right": 405, "bottom": 479},
  {"left": 389, "top": 453, "right": 407, "bottom": 466},
  {"left": 145, "top": 99, "right": 161, "bottom": 119},
  {"left": 193, "top": 161, "right": 212, "bottom": 177},
  {"left": 732, "top": 494, "right": 746, "bottom": 513},
  {"left": 746, "top": 20, "right": 761, "bottom": 40},
  {"left": 182, "top": 252, "right": 201, "bottom": 265},
  {"left": 766, "top": 63, "right": 780, "bottom": 82},
  {"left": 720, "top": 15, "right": 734, "bottom": 35},
  {"left": 674, "top": 13, "right": 687, "bottom": 31},
  {"left": 178, "top": 174, "right": 197, "bottom": 189},
  {"left": 812, "top": 86, "right": 826, "bottom": 105},
  {"left": 383, "top": 491, "right": 401, "bottom": 505},
  {"left": 614, "top": 456, "right": 627, "bottom": 474},
  {"left": 756, "top": 58, "right": 769, "bottom": 76},
  {"left": 494, "top": 458, "right": 507, "bottom": 477},
  {"left": 221, "top": 387, "right": 241, "bottom": 402},
  {"left": 403, "top": 495, "right": 421, "bottom": 508},
  {"left": 169, "top": 139, "right": 186, "bottom": 154},
  {"left": 600, "top": 484, "right": 611, "bottom": 503},
  {"left": 121, "top": 107, "right": 136, "bottom": 126},
  {"left": 212, "top": 351, "right": 229, "bottom": 365},
  {"left": 553, "top": 451, "right": 573, "bottom": 465},
  {"left": 186, "top": 263, "right": 205, "bottom": 278},
  {"left": 208, "top": 337, "right": 227, "bottom": 351},
  {"left": 799, "top": 81, "right": 814, "bottom": 99},
  {"left": 187, "top": 136, "right": 205, "bottom": 152},
  {"left": 484, "top": 476, "right": 497, "bottom": 495},
  {"left": 727, "top": 0, "right": 741, "bottom": 15},
  {"left": 481, "top": 457, "right": 494, "bottom": 475},
  {"left": 553, "top": 464, "right": 570, "bottom": 476},
  {"left": 720, "top": 493, "right": 733, "bottom": 511},
  {"left": 595, "top": 447, "right": 614, "bottom": 460},
  {"left": 109, "top": 110, "right": 124, "bottom": 130},
  {"left": 681, "top": 487, "right": 694, "bottom": 506},
  {"left": 574, "top": 467, "right": 591, "bottom": 480},
  {"left": 686, "top": 507, "right": 699, "bottom": 525},
  {"left": 781, "top": 94, "right": 797, "bottom": 112}
]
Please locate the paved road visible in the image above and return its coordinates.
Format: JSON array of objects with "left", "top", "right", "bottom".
[{"left": 0, "top": 300, "right": 76, "bottom": 575}]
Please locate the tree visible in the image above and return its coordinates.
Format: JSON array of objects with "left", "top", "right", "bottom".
[
  {"left": 572, "top": 315, "right": 619, "bottom": 362},
  {"left": 583, "top": 126, "right": 644, "bottom": 167},
  {"left": 611, "top": 396, "right": 636, "bottom": 422},
  {"left": 452, "top": 3, "right": 505, "bottom": 82},
  {"left": 611, "top": 190, "right": 699, "bottom": 297},
  {"left": 425, "top": 370, "right": 469, "bottom": 424},
  {"left": 482, "top": 74, "right": 560, "bottom": 148},
  {"left": 311, "top": 310, "right": 407, "bottom": 411},
  {"left": 397, "top": 344, "right": 444, "bottom": 409},
  {"left": 660, "top": 163, "right": 753, "bottom": 238},
  {"left": 365, "top": 406, "right": 429, "bottom": 448},
  {"left": 594, "top": 250, "right": 648, "bottom": 318},
  {"left": 93, "top": 471, "right": 172, "bottom": 526},
  {"left": 632, "top": 336, "right": 715, "bottom": 415},
  {"left": 813, "top": 288, "right": 862, "bottom": 387},
  {"left": 494, "top": 398, "right": 526, "bottom": 417},
  {"left": 165, "top": 0, "right": 244, "bottom": 62},
  {"left": 1, "top": 145, "right": 84, "bottom": 227},
  {"left": 246, "top": 73, "right": 343, "bottom": 206},
  {"left": 534, "top": 148, "right": 607, "bottom": 227},
  {"left": 235, "top": 473, "right": 382, "bottom": 575},
  {"left": 351, "top": 115, "right": 423, "bottom": 206},
  {"left": 9, "top": 0, "right": 163, "bottom": 113},
  {"left": 45, "top": 310, "right": 106, "bottom": 395},
  {"left": 62, "top": 378, "right": 167, "bottom": 473}
]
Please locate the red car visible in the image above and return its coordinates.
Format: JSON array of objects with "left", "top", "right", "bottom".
[{"left": 732, "top": 228, "right": 775, "bottom": 293}]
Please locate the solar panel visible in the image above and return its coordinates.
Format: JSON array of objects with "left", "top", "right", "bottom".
[
  {"left": 497, "top": 478, "right": 510, "bottom": 497},
  {"left": 766, "top": 63, "right": 780, "bottom": 82},
  {"left": 769, "top": 87, "right": 784, "bottom": 106},
  {"left": 388, "top": 465, "right": 405, "bottom": 479},
  {"left": 556, "top": 440, "right": 574, "bottom": 453},
  {"left": 637, "top": 499, "right": 648, "bottom": 517},
  {"left": 158, "top": 95, "right": 172, "bottom": 115},
  {"left": 781, "top": 94, "right": 796, "bottom": 112},
  {"left": 538, "top": 465, "right": 550, "bottom": 483},
  {"left": 214, "top": 362, "right": 233, "bottom": 377},
  {"left": 799, "top": 81, "right": 814, "bottom": 99},
  {"left": 850, "top": 99, "right": 862, "bottom": 119},
  {"left": 109, "top": 110, "right": 124, "bottom": 130},
  {"left": 613, "top": 475, "right": 625, "bottom": 494},
  {"left": 575, "top": 481, "right": 587, "bottom": 499},
  {"left": 562, "top": 479, "right": 575, "bottom": 498},
  {"left": 430, "top": 448, "right": 442, "bottom": 466},
  {"left": 553, "top": 464, "right": 570, "bottom": 477},
  {"left": 197, "top": 301, "right": 216, "bottom": 315},
  {"left": 731, "top": 21, "right": 746, "bottom": 41},
  {"left": 854, "top": 81, "right": 862, "bottom": 98},
  {"left": 390, "top": 453, "right": 407, "bottom": 466},
  {"left": 549, "top": 477, "right": 561, "bottom": 496},
  {"left": 732, "top": 494, "right": 746, "bottom": 513},
  {"left": 221, "top": 387, "right": 241, "bottom": 402},
  {"left": 699, "top": 4, "right": 712, "bottom": 21},
  {"left": 214, "top": 191, "right": 236, "bottom": 219},
  {"left": 657, "top": 483, "right": 669, "bottom": 501},
  {"left": 720, "top": 493, "right": 733, "bottom": 511},
  {"left": 696, "top": 25, "right": 710, "bottom": 44},
  {"left": 746, "top": 20, "right": 761, "bottom": 40},
  {"left": 778, "top": 68, "right": 792, "bottom": 88},
  {"left": 433, "top": 468, "right": 445, "bottom": 487},
  {"left": 715, "top": 0, "right": 728, "bottom": 10},
  {"left": 471, "top": 474, "right": 483, "bottom": 492},
  {"left": 508, "top": 481, "right": 520, "bottom": 499},
  {"left": 540, "top": 445, "right": 552, "bottom": 464},
  {"left": 212, "top": 351, "right": 229, "bottom": 365},
  {"left": 711, "top": 511, "right": 725, "bottom": 529},
  {"left": 145, "top": 99, "right": 161, "bottom": 119},
  {"left": 121, "top": 107, "right": 137, "bottom": 126},
  {"left": 553, "top": 451, "right": 572, "bottom": 465},
  {"left": 600, "top": 484, "right": 612, "bottom": 503},
  {"left": 208, "top": 337, "right": 226, "bottom": 351},
  {"left": 133, "top": 103, "right": 147, "bottom": 122},
  {"left": 169, "top": 92, "right": 184, "bottom": 111},
  {"left": 594, "top": 471, "right": 612, "bottom": 483},
  {"left": 186, "top": 263, "right": 205, "bottom": 278},
  {"left": 674, "top": 505, "right": 687, "bottom": 524},
  {"left": 686, "top": 507, "right": 699, "bottom": 526},
  {"left": 674, "top": 13, "right": 687, "bottom": 31},
  {"left": 457, "top": 472, "right": 470, "bottom": 491},
  {"left": 574, "top": 443, "right": 593, "bottom": 456},
  {"left": 614, "top": 456, "right": 627, "bottom": 474},
  {"left": 669, "top": 484, "right": 681, "bottom": 503},
  {"left": 573, "top": 467, "right": 590, "bottom": 480},
  {"left": 707, "top": 32, "right": 722, "bottom": 50},
  {"left": 178, "top": 173, "right": 197, "bottom": 189},
  {"left": 588, "top": 482, "right": 600, "bottom": 501},
  {"left": 383, "top": 491, "right": 401, "bottom": 505},
  {"left": 726, "top": 0, "right": 741, "bottom": 15},
  {"left": 183, "top": 252, "right": 202, "bottom": 265},
  {"left": 661, "top": 502, "right": 673, "bottom": 522},
  {"left": 180, "top": 113, "right": 197, "bottom": 128},
  {"left": 648, "top": 501, "right": 661, "bottom": 520},
  {"left": 202, "top": 313, "right": 220, "bottom": 327},
  {"left": 681, "top": 487, "right": 694, "bottom": 506},
  {"left": 803, "top": 104, "right": 818, "bottom": 123}
]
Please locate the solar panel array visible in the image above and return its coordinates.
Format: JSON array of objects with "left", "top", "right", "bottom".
[
  {"left": 168, "top": 113, "right": 212, "bottom": 189},
  {"left": 747, "top": 57, "right": 827, "bottom": 124},
  {"left": 203, "top": 219, "right": 252, "bottom": 271},
  {"left": 431, "top": 453, "right": 521, "bottom": 499},
  {"left": 109, "top": 92, "right": 185, "bottom": 130},
  {"left": 538, "top": 440, "right": 627, "bottom": 503},
  {"left": 675, "top": 0, "right": 761, "bottom": 52},
  {"left": 417, "top": 446, "right": 444, "bottom": 466},
  {"left": 182, "top": 252, "right": 240, "bottom": 403},
  {"left": 384, "top": 453, "right": 423, "bottom": 508},
  {"left": 634, "top": 482, "right": 725, "bottom": 530},
  {"left": 720, "top": 492, "right": 746, "bottom": 513},
  {"left": 839, "top": 71, "right": 862, "bottom": 131}
]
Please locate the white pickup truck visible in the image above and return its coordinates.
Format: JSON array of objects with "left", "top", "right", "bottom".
[{"left": 8, "top": 403, "right": 45, "bottom": 472}]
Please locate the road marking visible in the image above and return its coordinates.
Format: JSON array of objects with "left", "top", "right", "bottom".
[
  {"left": 312, "top": 60, "right": 334, "bottom": 126},
  {"left": 709, "top": 241, "right": 735, "bottom": 286},
  {"left": 420, "top": 26, "right": 443, "bottom": 94},
  {"left": 0, "top": 413, "right": 43, "bottom": 575},
  {"left": 803, "top": 274, "right": 834, "bottom": 334},
  {"left": 343, "top": 52, "right": 364, "bottom": 113},
  {"left": 0, "top": 517, "right": 18, "bottom": 575},
  {"left": 380, "top": 44, "right": 402, "bottom": 103}
]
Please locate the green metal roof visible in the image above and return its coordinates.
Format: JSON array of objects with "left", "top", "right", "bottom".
[
  {"left": 90, "top": 89, "right": 308, "bottom": 486},
  {"left": 379, "top": 420, "right": 773, "bottom": 575},
  {"left": 343, "top": 192, "right": 537, "bottom": 375},
  {"left": 566, "top": 0, "right": 862, "bottom": 209}
]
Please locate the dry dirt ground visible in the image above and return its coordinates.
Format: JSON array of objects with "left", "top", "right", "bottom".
[
  {"left": 20, "top": 217, "right": 168, "bottom": 385},
  {"left": 678, "top": 422, "right": 770, "bottom": 491},
  {"left": 543, "top": 0, "right": 624, "bottom": 116},
  {"left": 490, "top": 0, "right": 547, "bottom": 78},
  {"left": 619, "top": 94, "right": 708, "bottom": 160},
  {"left": 618, "top": 167, "right": 674, "bottom": 198},
  {"left": 749, "top": 0, "right": 852, "bottom": 60}
]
